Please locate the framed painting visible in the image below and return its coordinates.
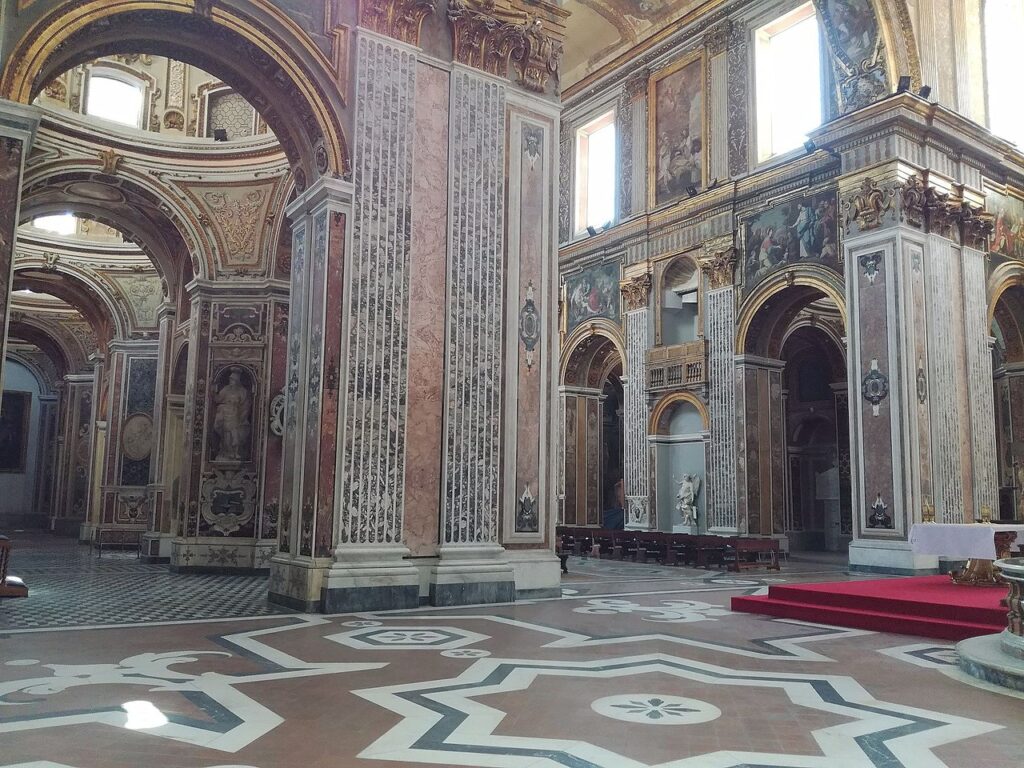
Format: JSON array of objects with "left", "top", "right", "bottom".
[
  {"left": 563, "top": 261, "right": 621, "bottom": 334},
  {"left": 987, "top": 187, "right": 1024, "bottom": 262},
  {"left": 0, "top": 390, "right": 31, "bottom": 473},
  {"left": 648, "top": 50, "right": 707, "bottom": 209}
]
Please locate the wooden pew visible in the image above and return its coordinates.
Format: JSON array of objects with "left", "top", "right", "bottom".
[
  {"left": 0, "top": 535, "right": 28, "bottom": 598},
  {"left": 727, "top": 537, "right": 781, "bottom": 572}
]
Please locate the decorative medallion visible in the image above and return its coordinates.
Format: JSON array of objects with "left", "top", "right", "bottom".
[
  {"left": 269, "top": 391, "right": 285, "bottom": 437},
  {"left": 199, "top": 469, "right": 257, "bottom": 535},
  {"left": 859, "top": 251, "right": 882, "bottom": 284},
  {"left": 518, "top": 282, "right": 540, "bottom": 370},
  {"left": 916, "top": 363, "right": 927, "bottom": 404},
  {"left": 120, "top": 412, "right": 155, "bottom": 461},
  {"left": 516, "top": 484, "right": 538, "bottom": 533},
  {"left": 861, "top": 358, "right": 889, "bottom": 416},
  {"left": 591, "top": 694, "right": 722, "bottom": 726}
]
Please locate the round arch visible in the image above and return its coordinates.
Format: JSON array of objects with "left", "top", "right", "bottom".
[
  {"left": 12, "top": 264, "right": 128, "bottom": 342},
  {"left": 988, "top": 261, "right": 1024, "bottom": 327},
  {"left": 736, "top": 267, "right": 847, "bottom": 357},
  {"left": 649, "top": 391, "right": 709, "bottom": 436},
  {"left": 4, "top": 347, "right": 60, "bottom": 396},
  {"left": 6, "top": 317, "right": 79, "bottom": 377},
  {"left": 1, "top": 0, "right": 350, "bottom": 182},
  {"left": 560, "top": 319, "right": 627, "bottom": 386}
]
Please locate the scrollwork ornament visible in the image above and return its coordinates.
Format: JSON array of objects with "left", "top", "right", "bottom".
[
  {"left": 844, "top": 177, "right": 894, "bottom": 233},
  {"left": 698, "top": 237, "right": 736, "bottom": 290},
  {"left": 898, "top": 174, "right": 926, "bottom": 229},
  {"left": 359, "top": 0, "right": 436, "bottom": 46}
]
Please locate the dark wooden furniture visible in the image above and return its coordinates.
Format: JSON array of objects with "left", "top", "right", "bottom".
[
  {"left": 93, "top": 527, "right": 144, "bottom": 557},
  {"left": 0, "top": 535, "right": 28, "bottom": 598}
]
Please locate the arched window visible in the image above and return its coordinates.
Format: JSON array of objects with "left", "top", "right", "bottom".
[
  {"left": 86, "top": 72, "right": 144, "bottom": 127},
  {"left": 985, "top": 0, "right": 1024, "bottom": 148},
  {"left": 32, "top": 213, "right": 78, "bottom": 236}
]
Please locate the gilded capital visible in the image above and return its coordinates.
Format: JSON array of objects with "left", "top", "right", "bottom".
[
  {"left": 699, "top": 236, "right": 736, "bottom": 290},
  {"left": 360, "top": 0, "right": 436, "bottom": 47},
  {"left": 620, "top": 272, "right": 652, "bottom": 312}
]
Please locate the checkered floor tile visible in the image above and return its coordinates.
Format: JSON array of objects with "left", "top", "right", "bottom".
[{"left": 0, "top": 533, "right": 293, "bottom": 630}]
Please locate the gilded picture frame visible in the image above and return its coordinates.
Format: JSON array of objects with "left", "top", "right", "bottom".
[{"left": 647, "top": 49, "right": 708, "bottom": 210}]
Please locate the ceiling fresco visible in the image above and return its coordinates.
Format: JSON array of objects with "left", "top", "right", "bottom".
[{"left": 561, "top": 0, "right": 714, "bottom": 87}]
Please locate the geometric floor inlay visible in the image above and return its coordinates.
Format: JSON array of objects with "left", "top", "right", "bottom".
[{"left": 591, "top": 694, "right": 722, "bottom": 725}]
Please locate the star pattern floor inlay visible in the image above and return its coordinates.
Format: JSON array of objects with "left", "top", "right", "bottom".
[{"left": 1, "top": 537, "right": 1023, "bottom": 768}]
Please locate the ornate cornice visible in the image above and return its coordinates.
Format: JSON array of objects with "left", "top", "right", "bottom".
[
  {"left": 447, "top": 0, "right": 564, "bottom": 93},
  {"left": 898, "top": 173, "right": 994, "bottom": 248},
  {"left": 698, "top": 235, "right": 736, "bottom": 290},
  {"left": 620, "top": 272, "right": 652, "bottom": 312},
  {"left": 360, "top": 0, "right": 436, "bottom": 47}
]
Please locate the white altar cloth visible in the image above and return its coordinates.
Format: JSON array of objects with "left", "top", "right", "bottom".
[{"left": 908, "top": 523, "right": 1024, "bottom": 559}]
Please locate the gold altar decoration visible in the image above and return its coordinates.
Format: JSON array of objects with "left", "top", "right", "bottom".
[{"left": 951, "top": 530, "right": 1016, "bottom": 587}]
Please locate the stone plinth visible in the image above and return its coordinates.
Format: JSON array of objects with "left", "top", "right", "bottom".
[{"left": 957, "top": 557, "right": 1024, "bottom": 691}]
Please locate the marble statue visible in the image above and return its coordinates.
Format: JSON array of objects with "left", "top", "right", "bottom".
[
  {"left": 675, "top": 474, "right": 701, "bottom": 526},
  {"left": 213, "top": 367, "right": 251, "bottom": 461}
]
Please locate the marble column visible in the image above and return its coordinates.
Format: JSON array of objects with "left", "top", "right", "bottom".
[
  {"left": 0, "top": 100, "right": 39, "bottom": 396},
  {"left": 431, "top": 64, "right": 517, "bottom": 605},
  {"left": 620, "top": 271, "right": 653, "bottom": 530},
  {"left": 142, "top": 303, "right": 176, "bottom": 562}
]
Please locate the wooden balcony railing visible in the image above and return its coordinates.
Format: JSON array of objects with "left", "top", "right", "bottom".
[{"left": 646, "top": 340, "right": 707, "bottom": 391}]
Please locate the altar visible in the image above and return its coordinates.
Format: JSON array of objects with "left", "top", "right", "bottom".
[{"left": 909, "top": 523, "right": 1024, "bottom": 585}]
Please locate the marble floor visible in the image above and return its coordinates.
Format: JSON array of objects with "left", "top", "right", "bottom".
[{"left": 1, "top": 536, "right": 1023, "bottom": 768}]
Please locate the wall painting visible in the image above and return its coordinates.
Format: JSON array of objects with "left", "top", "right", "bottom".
[
  {"left": 648, "top": 51, "right": 706, "bottom": 209},
  {"left": 564, "top": 261, "right": 620, "bottom": 334}
]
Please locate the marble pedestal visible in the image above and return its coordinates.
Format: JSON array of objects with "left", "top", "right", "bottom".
[
  {"left": 321, "top": 544, "right": 421, "bottom": 613},
  {"left": 429, "top": 544, "right": 516, "bottom": 606},
  {"left": 169, "top": 537, "right": 275, "bottom": 574},
  {"left": 848, "top": 539, "right": 939, "bottom": 575},
  {"left": 957, "top": 557, "right": 1024, "bottom": 691},
  {"left": 140, "top": 532, "right": 174, "bottom": 563}
]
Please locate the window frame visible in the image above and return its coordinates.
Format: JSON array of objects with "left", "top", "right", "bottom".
[
  {"left": 982, "top": 0, "right": 1024, "bottom": 149},
  {"left": 751, "top": 1, "right": 827, "bottom": 166},
  {"left": 84, "top": 65, "right": 149, "bottom": 129},
  {"left": 573, "top": 108, "right": 617, "bottom": 237}
]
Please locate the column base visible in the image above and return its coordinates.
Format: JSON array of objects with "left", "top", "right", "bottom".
[
  {"left": 506, "top": 549, "right": 561, "bottom": 599},
  {"left": 848, "top": 540, "right": 939, "bottom": 575},
  {"left": 268, "top": 556, "right": 329, "bottom": 611},
  {"left": 169, "top": 537, "right": 276, "bottom": 573},
  {"left": 140, "top": 532, "right": 175, "bottom": 563},
  {"left": 320, "top": 544, "right": 421, "bottom": 613},
  {"left": 673, "top": 524, "right": 699, "bottom": 534},
  {"left": 429, "top": 544, "right": 516, "bottom": 606},
  {"left": 957, "top": 632, "right": 1024, "bottom": 692},
  {"left": 79, "top": 522, "right": 96, "bottom": 543}
]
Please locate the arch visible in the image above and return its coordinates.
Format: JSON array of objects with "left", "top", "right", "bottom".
[
  {"left": 12, "top": 264, "right": 127, "bottom": 342},
  {"left": 170, "top": 341, "right": 189, "bottom": 395},
  {"left": 658, "top": 253, "right": 701, "bottom": 346},
  {"left": 4, "top": 348, "right": 59, "bottom": 396},
  {"left": 6, "top": 318, "right": 77, "bottom": 378},
  {"left": 649, "top": 391, "right": 709, "bottom": 436},
  {"left": 872, "top": 0, "right": 922, "bottom": 92},
  {"left": 560, "top": 318, "right": 627, "bottom": 386},
  {"left": 988, "top": 261, "right": 1024, "bottom": 326},
  {"left": 1, "top": 0, "right": 350, "bottom": 182},
  {"left": 736, "top": 267, "right": 847, "bottom": 357}
]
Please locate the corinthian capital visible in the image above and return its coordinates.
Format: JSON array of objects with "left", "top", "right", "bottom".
[
  {"left": 698, "top": 235, "right": 737, "bottom": 290},
  {"left": 620, "top": 272, "right": 653, "bottom": 312},
  {"left": 360, "top": 0, "right": 436, "bottom": 47}
]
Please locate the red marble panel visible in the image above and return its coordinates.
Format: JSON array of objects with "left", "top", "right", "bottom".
[
  {"left": 260, "top": 301, "right": 288, "bottom": 541},
  {"left": 585, "top": 397, "right": 600, "bottom": 525},
  {"left": 315, "top": 211, "right": 347, "bottom": 558},
  {"left": 403, "top": 63, "right": 449, "bottom": 557}
]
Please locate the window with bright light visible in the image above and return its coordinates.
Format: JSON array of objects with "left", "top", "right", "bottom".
[
  {"left": 985, "top": 0, "right": 1024, "bottom": 148},
  {"left": 86, "top": 74, "right": 144, "bottom": 127},
  {"left": 32, "top": 213, "right": 78, "bottom": 236},
  {"left": 575, "top": 111, "right": 616, "bottom": 233},
  {"left": 755, "top": 3, "right": 823, "bottom": 162}
]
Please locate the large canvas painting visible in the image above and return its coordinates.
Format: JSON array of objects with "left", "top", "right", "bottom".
[
  {"left": 565, "top": 262, "right": 620, "bottom": 333},
  {"left": 0, "top": 391, "right": 31, "bottom": 473},
  {"left": 741, "top": 189, "right": 840, "bottom": 294},
  {"left": 649, "top": 52, "right": 705, "bottom": 208},
  {"left": 988, "top": 189, "right": 1024, "bottom": 261}
]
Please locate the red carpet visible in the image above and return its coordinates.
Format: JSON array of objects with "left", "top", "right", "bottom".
[{"left": 731, "top": 575, "right": 1007, "bottom": 640}]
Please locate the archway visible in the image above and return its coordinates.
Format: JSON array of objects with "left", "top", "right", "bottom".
[
  {"left": 1, "top": 0, "right": 350, "bottom": 182},
  {"left": 991, "top": 279, "right": 1024, "bottom": 520},
  {"left": 649, "top": 392, "right": 709, "bottom": 532},
  {"left": 736, "top": 277, "right": 849, "bottom": 544},
  {"left": 560, "top": 328, "right": 625, "bottom": 528}
]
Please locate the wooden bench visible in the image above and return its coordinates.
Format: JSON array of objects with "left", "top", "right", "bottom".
[
  {"left": 0, "top": 535, "right": 28, "bottom": 598},
  {"left": 93, "top": 528, "right": 144, "bottom": 558},
  {"left": 727, "top": 537, "right": 781, "bottom": 572}
]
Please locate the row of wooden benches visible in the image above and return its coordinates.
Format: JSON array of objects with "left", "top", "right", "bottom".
[{"left": 556, "top": 526, "right": 781, "bottom": 571}]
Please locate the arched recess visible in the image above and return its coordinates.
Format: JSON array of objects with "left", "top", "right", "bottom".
[
  {"left": 871, "top": 0, "right": 922, "bottom": 91},
  {"left": 649, "top": 391, "right": 709, "bottom": 533},
  {"left": 657, "top": 254, "right": 701, "bottom": 346},
  {"left": 12, "top": 266, "right": 127, "bottom": 344},
  {"left": 5, "top": 347, "right": 60, "bottom": 396},
  {"left": 734, "top": 273, "right": 850, "bottom": 544},
  {"left": 560, "top": 325, "right": 626, "bottom": 528},
  {"left": 2, "top": 0, "right": 350, "bottom": 182},
  {"left": 19, "top": 161, "right": 211, "bottom": 286},
  {"left": 5, "top": 323, "right": 74, "bottom": 383},
  {"left": 988, "top": 268, "right": 1024, "bottom": 518},
  {"left": 560, "top": 319, "right": 627, "bottom": 384}
]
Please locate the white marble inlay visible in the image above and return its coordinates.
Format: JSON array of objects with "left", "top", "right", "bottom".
[
  {"left": 327, "top": 625, "right": 489, "bottom": 651},
  {"left": 591, "top": 693, "right": 722, "bottom": 725}
]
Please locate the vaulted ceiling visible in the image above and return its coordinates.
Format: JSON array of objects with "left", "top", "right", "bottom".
[{"left": 561, "top": 0, "right": 714, "bottom": 88}]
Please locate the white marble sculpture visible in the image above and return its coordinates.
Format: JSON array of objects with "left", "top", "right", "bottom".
[
  {"left": 213, "top": 367, "right": 252, "bottom": 461},
  {"left": 676, "top": 474, "right": 701, "bottom": 526}
]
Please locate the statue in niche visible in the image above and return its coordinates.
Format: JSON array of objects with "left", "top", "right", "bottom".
[
  {"left": 867, "top": 492, "right": 893, "bottom": 529},
  {"left": 213, "top": 366, "right": 252, "bottom": 462},
  {"left": 675, "top": 474, "right": 701, "bottom": 526}
]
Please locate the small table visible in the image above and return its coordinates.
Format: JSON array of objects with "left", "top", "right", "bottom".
[{"left": 909, "top": 523, "right": 1024, "bottom": 585}]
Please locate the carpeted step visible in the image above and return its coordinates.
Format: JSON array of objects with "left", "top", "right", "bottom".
[
  {"left": 757, "top": 580, "right": 1005, "bottom": 625},
  {"left": 731, "top": 594, "right": 1002, "bottom": 641}
]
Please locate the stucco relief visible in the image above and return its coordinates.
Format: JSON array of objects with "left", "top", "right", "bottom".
[
  {"left": 814, "top": 0, "right": 889, "bottom": 114},
  {"left": 183, "top": 180, "right": 280, "bottom": 272},
  {"left": 111, "top": 275, "right": 162, "bottom": 328}
]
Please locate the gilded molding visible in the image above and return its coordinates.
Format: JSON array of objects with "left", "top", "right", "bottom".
[
  {"left": 360, "top": 0, "right": 436, "bottom": 47},
  {"left": 898, "top": 173, "right": 993, "bottom": 248},
  {"left": 843, "top": 177, "right": 895, "bottom": 233},
  {"left": 620, "top": 272, "right": 652, "bottom": 312},
  {"left": 447, "top": 0, "right": 564, "bottom": 93},
  {"left": 98, "top": 148, "right": 123, "bottom": 175},
  {"left": 699, "top": 235, "right": 736, "bottom": 290}
]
